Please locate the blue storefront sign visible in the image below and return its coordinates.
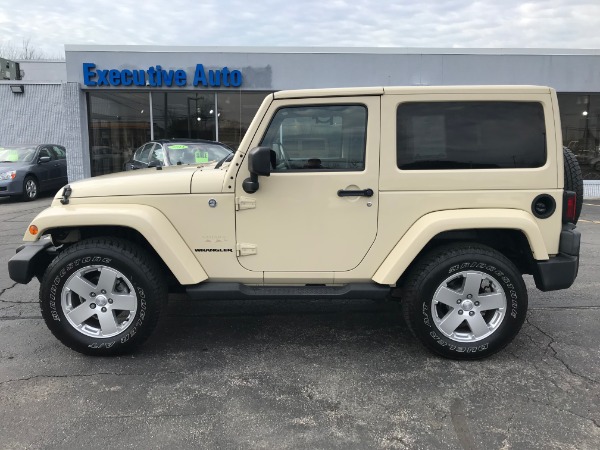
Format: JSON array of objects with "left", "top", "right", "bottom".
[{"left": 82, "top": 63, "right": 243, "bottom": 88}]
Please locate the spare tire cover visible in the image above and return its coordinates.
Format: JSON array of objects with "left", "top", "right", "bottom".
[{"left": 563, "top": 147, "right": 583, "bottom": 223}]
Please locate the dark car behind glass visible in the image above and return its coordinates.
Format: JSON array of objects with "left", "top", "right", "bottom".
[
  {"left": 124, "top": 139, "right": 233, "bottom": 171},
  {"left": 0, "top": 144, "right": 68, "bottom": 201}
]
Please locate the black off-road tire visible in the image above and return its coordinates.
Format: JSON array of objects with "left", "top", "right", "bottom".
[
  {"left": 563, "top": 147, "right": 583, "bottom": 223},
  {"left": 39, "top": 238, "right": 166, "bottom": 356},
  {"left": 401, "top": 243, "right": 528, "bottom": 360}
]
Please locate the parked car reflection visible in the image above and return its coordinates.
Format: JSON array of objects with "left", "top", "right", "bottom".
[
  {"left": 124, "top": 139, "right": 233, "bottom": 171},
  {"left": 0, "top": 144, "right": 68, "bottom": 201}
]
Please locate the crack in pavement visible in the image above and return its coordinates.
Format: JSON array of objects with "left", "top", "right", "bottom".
[
  {"left": 0, "top": 282, "right": 18, "bottom": 298},
  {"left": 525, "top": 315, "right": 600, "bottom": 385},
  {"left": 0, "top": 299, "right": 38, "bottom": 304},
  {"left": 529, "top": 306, "right": 600, "bottom": 311},
  {"left": 0, "top": 316, "right": 42, "bottom": 320},
  {"left": 0, "top": 370, "right": 184, "bottom": 386},
  {"left": 486, "top": 379, "right": 600, "bottom": 430},
  {"left": 499, "top": 411, "right": 515, "bottom": 450}
]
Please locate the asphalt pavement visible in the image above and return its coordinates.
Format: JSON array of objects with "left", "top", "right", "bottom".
[{"left": 1, "top": 193, "right": 599, "bottom": 449}]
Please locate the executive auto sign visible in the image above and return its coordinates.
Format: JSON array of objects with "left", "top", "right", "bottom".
[{"left": 82, "top": 63, "right": 243, "bottom": 88}]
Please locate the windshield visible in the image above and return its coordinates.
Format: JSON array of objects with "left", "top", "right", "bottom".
[
  {"left": 0, "top": 146, "right": 37, "bottom": 163},
  {"left": 165, "top": 142, "right": 232, "bottom": 166}
]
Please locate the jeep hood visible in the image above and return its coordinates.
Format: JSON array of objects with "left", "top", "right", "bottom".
[{"left": 60, "top": 165, "right": 227, "bottom": 199}]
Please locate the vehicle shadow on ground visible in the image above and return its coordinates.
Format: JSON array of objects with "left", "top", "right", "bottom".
[{"left": 146, "top": 297, "right": 422, "bottom": 357}]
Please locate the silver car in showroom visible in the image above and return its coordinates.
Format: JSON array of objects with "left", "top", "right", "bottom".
[{"left": 0, "top": 144, "right": 68, "bottom": 201}]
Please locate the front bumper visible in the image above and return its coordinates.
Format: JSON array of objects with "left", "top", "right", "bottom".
[
  {"left": 0, "top": 179, "right": 22, "bottom": 197},
  {"left": 8, "top": 237, "right": 55, "bottom": 284},
  {"left": 533, "top": 224, "right": 580, "bottom": 292}
]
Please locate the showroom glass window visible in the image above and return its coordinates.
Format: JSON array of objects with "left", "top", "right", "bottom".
[
  {"left": 88, "top": 90, "right": 273, "bottom": 176},
  {"left": 152, "top": 92, "right": 216, "bottom": 141},
  {"left": 87, "top": 92, "right": 150, "bottom": 176},
  {"left": 558, "top": 94, "right": 600, "bottom": 179},
  {"left": 396, "top": 102, "right": 546, "bottom": 170},
  {"left": 217, "top": 91, "right": 271, "bottom": 149}
]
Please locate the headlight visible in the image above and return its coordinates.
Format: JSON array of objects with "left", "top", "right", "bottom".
[{"left": 0, "top": 170, "right": 17, "bottom": 181}]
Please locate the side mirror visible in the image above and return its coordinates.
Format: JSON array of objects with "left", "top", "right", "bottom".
[
  {"left": 38, "top": 156, "right": 51, "bottom": 164},
  {"left": 242, "top": 147, "right": 272, "bottom": 194},
  {"left": 147, "top": 160, "right": 162, "bottom": 168}
]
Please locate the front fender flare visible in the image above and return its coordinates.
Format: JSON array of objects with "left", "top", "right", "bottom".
[
  {"left": 24, "top": 204, "right": 208, "bottom": 285},
  {"left": 372, "top": 209, "right": 549, "bottom": 285}
]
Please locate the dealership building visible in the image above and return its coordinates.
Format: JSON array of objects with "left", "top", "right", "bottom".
[{"left": 1, "top": 46, "right": 600, "bottom": 186}]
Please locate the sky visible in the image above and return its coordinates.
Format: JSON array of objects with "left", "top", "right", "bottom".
[{"left": 1, "top": 0, "right": 600, "bottom": 58}]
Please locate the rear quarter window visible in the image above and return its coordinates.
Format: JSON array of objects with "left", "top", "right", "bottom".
[{"left": 396, "top": 102, "right": 546, "bottom": 170}]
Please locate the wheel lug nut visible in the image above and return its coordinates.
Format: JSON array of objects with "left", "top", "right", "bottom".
[
  {"left": 475, "top": 301, "right": 480, "bottom": 306},
  {"left": 90, "top": 303, "right": 96, "bottom": 309},
  {"left": 101, "top": 307, "right": 107, "bottom": 313},
  {"left": 108, "top": 299, "right": 113, "bottom": 304},
  {"left": 457, "top": 299, "right": 462, "bottom": 304},
  {"left": 90, "top": 292, "right": 96, "bottom": 297},
  {"left": 458, "top": 310, "right": 464, "bottom": 315},
  {"left": 467, "top": 294, "right": 473, "bottom": 299},
  {"left": 101, "top": 290, "right": 106, "bottom": 294},
  {"left": 469, "top": 311, "right": 475, "bottom": 316}
]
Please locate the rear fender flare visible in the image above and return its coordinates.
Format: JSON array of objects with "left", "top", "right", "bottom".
[{"left": 372, "top": 209, "right": 549, "bottom": 285}]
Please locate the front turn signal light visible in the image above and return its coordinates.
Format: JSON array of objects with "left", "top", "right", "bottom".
[{"left": 29, "top": 225, "right": 38, "bottom": 235}]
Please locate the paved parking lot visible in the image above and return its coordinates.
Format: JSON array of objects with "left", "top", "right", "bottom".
[{"left": 1, "top": 194, "right": 599, "bottom": 449}]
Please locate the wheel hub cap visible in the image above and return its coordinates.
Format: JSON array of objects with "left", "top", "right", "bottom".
[
  {"left": 95, "top": 295, "right": 108, "bottom": 307},
  {"left": 461, "top": 299, "right": 474, "bottom": 311}
]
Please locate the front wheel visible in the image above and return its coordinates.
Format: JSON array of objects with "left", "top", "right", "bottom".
[
  {"left": 40, "top": 238, "right": 166, "bottom": 356},
  {"left": 23, "top": 176, "right": 39, "bottom": 201},
  {"left": 401, "top": 243, "right": 527, "bottom": 360}
]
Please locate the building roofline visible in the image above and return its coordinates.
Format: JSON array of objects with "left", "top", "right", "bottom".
[{"left": 64, "top": 45, "right": 600, "bottom": 56}]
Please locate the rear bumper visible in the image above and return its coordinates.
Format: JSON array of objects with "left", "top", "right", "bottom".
[
  {"left": 8, "top": 237, "right": 55, "bottom": 284},
  {"left": 533, "top": 225, "right": 580, "bottom": 292}
]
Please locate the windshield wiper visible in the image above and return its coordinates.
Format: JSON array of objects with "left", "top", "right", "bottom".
[
  {"left": 214, "top": 152, "right": 235, "bottom": 169},
  {"left": 0, "top": 160, "right": 16, "bottom": 163}
]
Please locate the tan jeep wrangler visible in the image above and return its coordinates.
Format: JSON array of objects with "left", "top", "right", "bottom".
[{"left": 8, "top": 86, "right": 582, "bottom": 360}]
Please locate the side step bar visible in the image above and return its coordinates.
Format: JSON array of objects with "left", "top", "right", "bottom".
[{"left": 185, "top": 282, "right": 390, "bottom": 301}]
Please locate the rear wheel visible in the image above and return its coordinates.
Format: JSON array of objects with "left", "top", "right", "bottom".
[
  {"left": 40, "top": 238, "right": 166, "bottom": 356},
  {"left": 401, "top": 243, "right": 527, "bottom": 360}
]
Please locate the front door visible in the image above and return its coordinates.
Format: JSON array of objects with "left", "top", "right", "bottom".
[{"left": 235, "top": 96, "right": 380, "bottom": 273}]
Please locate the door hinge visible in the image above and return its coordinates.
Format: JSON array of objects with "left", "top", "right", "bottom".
[
  {"left": 235, "top": 196, "right": 256, "bottom": 211},
  {"left": 236, "top": 243, "right": 257, "bottom": 256}
]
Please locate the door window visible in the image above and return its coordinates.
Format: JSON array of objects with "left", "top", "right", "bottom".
[
  {"left": 135, "top": 143, "right": 154, "bottom": 164},
  {"left": 51, "top": 146, "right": 67, "bottom": 159},
  {"left": 39, "top": 147, "right": 54, "bottom": 160},
  {"left": 149, "top": 144, "right": 165, "bottom": 164},
  {"left": 259, "top": 104, "right": 367, "bottom": 171}
]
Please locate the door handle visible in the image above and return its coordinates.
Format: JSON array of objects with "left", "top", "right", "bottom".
[{"left": 337, "top": 188, "right": 374, "bottom": 197}]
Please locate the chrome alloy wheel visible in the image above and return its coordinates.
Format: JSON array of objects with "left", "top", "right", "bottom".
[
  {"left": 25, "top": 179, "right": 37, "bottom": 199},
  {"left": 61, "top": 265, "right": 138, "bottom": 338},
  {"left": 431, "top": 270, "right": 507, "bottom": 343}
]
